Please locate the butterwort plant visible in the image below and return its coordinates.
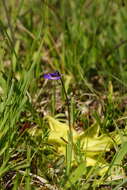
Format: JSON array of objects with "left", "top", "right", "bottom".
[{"left": 44, "top": 71, "right": 73, "bottom": 174}]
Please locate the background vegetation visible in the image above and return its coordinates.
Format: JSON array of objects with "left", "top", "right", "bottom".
[{"left": 0, "top": 0, "right": 127, "bottom": 189}]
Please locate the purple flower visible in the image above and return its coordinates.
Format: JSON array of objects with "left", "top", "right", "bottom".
[{"left": 43, "top": 71, "right": 61, "bottom": 80}]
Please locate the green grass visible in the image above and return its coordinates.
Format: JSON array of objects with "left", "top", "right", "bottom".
[{"left": 0, "top": 0, "right": 127, "bottom": 189}]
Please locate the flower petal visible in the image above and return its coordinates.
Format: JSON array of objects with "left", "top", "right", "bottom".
[{"left": 43, "top": 71, "right": 61, "bottom": 80}]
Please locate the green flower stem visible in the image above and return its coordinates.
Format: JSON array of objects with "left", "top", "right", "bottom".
[{"left": 60, "top": 77, "right": 72, "bottom": 138}]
